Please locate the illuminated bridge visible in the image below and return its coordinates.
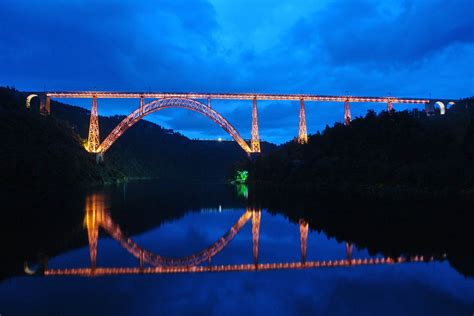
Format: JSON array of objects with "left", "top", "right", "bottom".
[
  {"left": 26, "top": 91, "right": 453, "bottom": 159},
  {"left": 43, "top": 194, "right": 430, "bottom": 277}
]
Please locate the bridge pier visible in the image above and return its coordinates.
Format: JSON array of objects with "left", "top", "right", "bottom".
[
  {"left": 45, "top": 96, "right": 50, "bottom": 114},
  {"left": 387, "top": 101, "right": 393, "bottom": 112},
  {"left": 346, "top": 242, "right": 353, "bottom": 263},
  {"left": 344, "top": 100, "right": 351, "bottom": 126},
  {"left": 299, "top": 219, "right": 308, "bottom": 264},
  {"left": 298, "top": 98, "right": 308, "bottom": 144},
  {"left": 425, "top": 100, "right": 454, "bottom": 116},
  {"left": 251, "top": 97, "right": 261, "bottom": 153},
  {"left": 87, "top": 96, "right": 100, "bottom": 153},
  {"left": 86, "top": 212, "right": 99, "bottom": 271},
  {"left": 252, "top": 209, "right": 261, "bottom": 267}
]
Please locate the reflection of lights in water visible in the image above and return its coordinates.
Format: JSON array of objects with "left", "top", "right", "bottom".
[
  {"left": 219, "top": 205, "right": 222, "bottom": 212},
  {"left": 236, "top": 184, "right": 248, "bottom": 199},
  {"left": 45, "top": 206, "right": 432, "bottom": 277},
  {"left": 200, "top": 208, "right": 241, "bottom": 213},
  {"left": 24, "top": 261, "right": 37, "bottom": 275}
]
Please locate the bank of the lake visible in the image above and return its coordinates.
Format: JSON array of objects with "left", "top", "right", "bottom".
[{"left": 243, "top": 97, "right": 474, "bottom": 200}]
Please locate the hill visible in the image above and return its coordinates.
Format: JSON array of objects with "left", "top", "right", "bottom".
[
  {"left": 247, "top": 98, "right": 474, "bottom": 199},
  {"left": 0, "top": 86, "right": 276, "bottom": 191}
]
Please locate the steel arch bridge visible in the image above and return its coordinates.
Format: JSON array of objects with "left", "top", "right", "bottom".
[
  {"left": 98, "top": 98, "right": 251, "bottom": 153},
  {"left": 25, "top": 91, "right": 456, "bottom": 158}
]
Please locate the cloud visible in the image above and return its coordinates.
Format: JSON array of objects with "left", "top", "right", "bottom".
[
  {"left": 1, "top": 0, "right": 472, "bottom": 143},
  {"left": 0, "top": 0, "right": 219, "bottom": 90},
  {"left": 285, "top": 0, "right": 474, "bottom": 67}
]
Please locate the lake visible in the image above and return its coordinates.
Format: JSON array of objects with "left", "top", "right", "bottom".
[{"left": 1, "top": 181, "right": 473, "bottom": 315}]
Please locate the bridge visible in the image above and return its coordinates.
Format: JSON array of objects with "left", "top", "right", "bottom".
[
  {"left": 42, "top": 193, "right": 430, "bottom": 277},
  {"left": 25, "top": 91, "right": 454, "bottom": 159}
]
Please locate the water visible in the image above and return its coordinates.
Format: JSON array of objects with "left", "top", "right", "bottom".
[{"left": 1, "top": 181, "right": 473, "bottom": 315}]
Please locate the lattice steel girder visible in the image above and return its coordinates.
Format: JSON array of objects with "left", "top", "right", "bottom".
[
  {"left": 298, "top": 98, "right": 308, "bottom": 144},
  {"left": 87, "top": 96, "right": 100, "bottom": 153},
  {"left": 251, "top": 97, "right": 261, "bottom": 153},
  {"left": 46, "top": 91, "right": 430, "bottom": 104}
]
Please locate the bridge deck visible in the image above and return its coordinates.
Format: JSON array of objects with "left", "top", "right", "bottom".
[
  {"left": 45, "top": 91, "right": 429, "bottom": 104},
  {"left": 44, "top": 256, "right": 428, "bottom": 276}
]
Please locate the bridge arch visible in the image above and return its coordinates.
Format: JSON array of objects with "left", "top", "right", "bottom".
[
  {"left": 434, "top": 101, "right": 446, "bottom": 115},
  {"left": 99, "top": 210, "right": 252, "bottom": 267},
  {"left": 26, "top": 94, "right": 38, "bottom": 109},
  {"left": 98, "top": 98, "right": 251, "bottom": 153}
]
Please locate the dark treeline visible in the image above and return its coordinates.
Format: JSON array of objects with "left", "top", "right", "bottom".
[
  {"left": 0, "top": 86, "right": 274, "bottom": 191},
  {"left": 248, "top": 185, "right": 474, "bottom": 278},
  {"left": 0, "top": 87, "right": 122, "bottom": 190},
  {"left": 246, "top": 98, "right": 474, "bottom": 199}
]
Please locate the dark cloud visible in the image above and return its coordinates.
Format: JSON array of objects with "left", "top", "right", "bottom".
[
  {"left": 0, "top": 0, "right": 219, "bottom": 90},
  {"left": 287, "top": 0, "right": 474, "bottom": 67}
]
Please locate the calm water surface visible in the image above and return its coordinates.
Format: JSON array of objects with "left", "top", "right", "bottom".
[{"left": 1, "top": 181, "right": 473, "bottom": 315}]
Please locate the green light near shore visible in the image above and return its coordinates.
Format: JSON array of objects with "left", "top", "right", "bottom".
[{"left": 235, "top": 170, "right": 248, "bottom": 184}]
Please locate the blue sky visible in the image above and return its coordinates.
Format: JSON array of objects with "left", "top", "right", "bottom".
[{"left": 1, "top": 0, "right": 473, "bottom": 143}]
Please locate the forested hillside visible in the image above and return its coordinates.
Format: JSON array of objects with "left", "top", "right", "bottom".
[
  {"left": 0, "top": 87, "right": 274, "bottom": 191},
  {"left": 247, "top": 98, "right": 474, "bottom": 198}
]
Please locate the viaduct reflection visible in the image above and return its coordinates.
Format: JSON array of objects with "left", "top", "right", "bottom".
[{"left": 45, "top": 193, "right": 429, "bottom": 277}]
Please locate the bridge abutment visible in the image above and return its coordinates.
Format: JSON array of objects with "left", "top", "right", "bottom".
[{"left": 39, "top": 94, "right": 51, "bottom": 115}]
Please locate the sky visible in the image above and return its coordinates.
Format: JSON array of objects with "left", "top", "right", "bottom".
[{"left": 1, "top": 0, "right": 473, "bottom": 143}]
